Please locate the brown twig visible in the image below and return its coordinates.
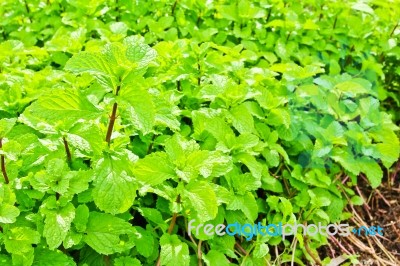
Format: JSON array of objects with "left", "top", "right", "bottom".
[
  {"left": 355, "top": 185, "right": 371, "bottom": 210},
  {"left": 329, "top": 236, "right": 351, "bottom": 255},
  {"left": 0, "top": 138, "right": 9, "bottom": 184},
  {"left": 105, "top": 85, "right": 121, "bottom": 145},
  {"left": 389, "top": 23, "right": 398, "bottom": 38},
  {"left": 375, "top": 189, "right": 391, "bottom": 207},
  {"left": 235, "top": 242, "right": 248, "bottom": 256},
  {"left": 390, "top": 161, "right": 400, "bottom": 186},
  {"left": 63, "top": 136, "right": 72, "bottom": 163}
]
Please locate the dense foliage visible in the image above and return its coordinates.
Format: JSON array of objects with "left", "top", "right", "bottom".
[{"left": 0, "top": 0, "right": 399, "bottom": 265}]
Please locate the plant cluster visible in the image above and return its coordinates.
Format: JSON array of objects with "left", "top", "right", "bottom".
[{"left": 0, "top": 0, "right": 399, "bottom": 265}]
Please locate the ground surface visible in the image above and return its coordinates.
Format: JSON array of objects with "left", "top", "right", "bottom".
[{"left": 322, "top": 162, "right": 400, "bottom": 266}]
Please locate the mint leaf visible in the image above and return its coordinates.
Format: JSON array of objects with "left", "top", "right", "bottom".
[
  {"left": 42, "top": 202, "right": 75, "bottom": 249},
  {"left": 182, "top": 181, "right": 218, "bottom": 223},
  {"left": 132, "top": 152, "right": 176, "bottom": 186},
  {"left": 119, "top": 85, "right": 155, "bottom": 134},
  {"left": 203, "top": 250, "right": 229, "bottom": 266},
  {"left": 4, "top": 227, "right": 40, "bottom": 255},
  {"left": 23, "top": 89, "right": 101, "bottom": 128},
  {"left": 92, "top": 153, "right": 137, "bottom": 214},
  {"left": 65, "top": 51, "right": 117, "bottom": 90},
  {"left": 0, "top": 118, "right": 16, "bottom": 137},
  {"left": 0, "top": 204, "right": 20, "bottom": 223},
  {"left": 159, "top": 234, "right": 190, "bottom": 266},
  {"left": 360, "top": 158, "right": 383, "bottom": 188},
  {"left": 83, "top": 212, "right": 138, "bottom": 255},
  {"left": 33, "top": 248, "right": 76, "bottom": 266}
]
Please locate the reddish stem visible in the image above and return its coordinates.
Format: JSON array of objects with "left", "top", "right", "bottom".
[
  {"left": 63, "top": 136, "right": 72, "bottom": 163},
  {"left": 0, "top": 138, "right": 9, "bottom": 184},
  {"left": 105, "top": 85, "right": 121, "bottom": 145}
]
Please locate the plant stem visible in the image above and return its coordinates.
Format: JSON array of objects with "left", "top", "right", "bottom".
[
  {"left": 197, "top": 240, "right": 203, "bottom": 266},
  {"left": 63, "top": 136, "right": 72, "bottom": 163},
  {"left": 105, "top": 85, "right": 121, "bottom": 145},
  {"left": 167, "top": 213, "right": 178, "bottom": 234},
  {"left": 235, "top": 242, "right": 248, "bottom": 256},
  {"left": 24, "top": 0, "right": 32, "bottom": 23},
  {"left": 0, "top": 138, "right": 9, "bottom": 184},
  {"left": 105, "top": 103, "right": 118, "bottom": 145},
  {"left": 147, "top": 134, "right": 157, "bottom": 154},
  {"left": 332, "top": 15, "right": 337, "bottom": 30},
  {"left": 390, "top": 23, "right": 398, "bottom": 38},
  {"left": 156, "top": 195, "right": 181, "bottom": 266},
  {"left": 171, "top": 0, "right": 178, "bottom": 16},
  {"left": 266, "top": 8, "right": 272, "bottom": 22},
  {"left": 304, "top": 236, "right": 322, "bottom": 265},
  {"left": 115, "top": 0, "right": 120, "bottom": 22},
  {"left": 197, "top": 63, "right": 201, "bottom": 86}
]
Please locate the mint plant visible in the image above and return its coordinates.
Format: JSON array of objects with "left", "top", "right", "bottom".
[{"left": 0, "top": 1, "right": 399, "bottom": 265}]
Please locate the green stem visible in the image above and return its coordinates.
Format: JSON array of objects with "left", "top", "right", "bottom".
[
  {"left": 197, "top": 240, "right": 203, "bottom": 266},
  {"left": 156, "top": 196, "right": 181, "bottom": 266}
]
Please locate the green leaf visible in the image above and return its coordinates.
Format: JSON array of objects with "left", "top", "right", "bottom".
[
  {"left": 0, "top": 118, "right": 16, "bottom": 137},
  {"left": 308, "top": 188, "right": 331, "bottom": 207},
  {"left": 33, "top": 248, "right": 76, "bottom": 266},
  {"left": 73, "top": 204, "right": 89, "bottom": 232},
  {"left": 42, "top": 202, "right": 75, "bottom": 249},
  {"left": 360, "top": 158, "right": 383, "bottom": 188},
  {"left": 12, "top": 249, "right": 35, "bottom": 266},
  {"left": 203, "top": 250, "right": 229, "bottom": 266},
  {"left": 123, "top": 35, "right": 157, "bottom": 68},
  {"left": 253, "top": 243, "right": 269, "bottom": 259},
  {"left": 137, "top": 207, "right": 168, "bottom": 231},
  {"left": 376, "top": 143, "right": 400, "bottom": 168},
  {"left": 119, "top": 85, "right": 155, "bottom": 134},
  {"left": 65, "top": 51, "right": 117, "bottom": 90},
  {"left": 23, "top": 89, "right": 101, "bottom": 128},
  {"left": 65, "top": 36, "right": 156, "bottom": 89},
  {"left": 134, "top": 226, "right": 155, "bottom": 258},
  {"left": 4, "top": 227, "right": 41, "bottom": 255},
  {"left": 331, "top": 148, "right": 360, "bottom": 176},
  {"left": 227, "top": 192, "right": 258, "bottom": 221},
  {"left": 132, "top": 152, "right": 176, "bottom": 186},
  {"left": 229, "top": 103, "right": 255, "bottom": 134},
  {"left": 0, "top": 255, "right": 11, "bottom": 265},
  {"left": 83, "top": 212, "right": 138, "bottom": 255},
  {"left": 182, "top": 181, "right": 218, "bottom": 223},
  {"left": 267, "top": 108, "right": 291, "bottom": 129},
  {"left": 92, "top": 153, "right": 137, "bottom": 214},
  {"left": 335, "top": 80, "right": 372, "bottom": 96},
  {"left": 159, "top": 234, "right": 190, "bottom": 266},
  {"left": 350, "top": 195, "right": 364, "bottom": 206},
  {"left": 114, "top": 256, "right": 141, "bottom": 266},
  {"left": 0, "top": 204, "right": 20, "bottom": 223}
]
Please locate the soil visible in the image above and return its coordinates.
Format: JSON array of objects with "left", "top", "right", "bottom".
[{"left": 322, "top": 161, "right": 400, "bottom": 266}]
